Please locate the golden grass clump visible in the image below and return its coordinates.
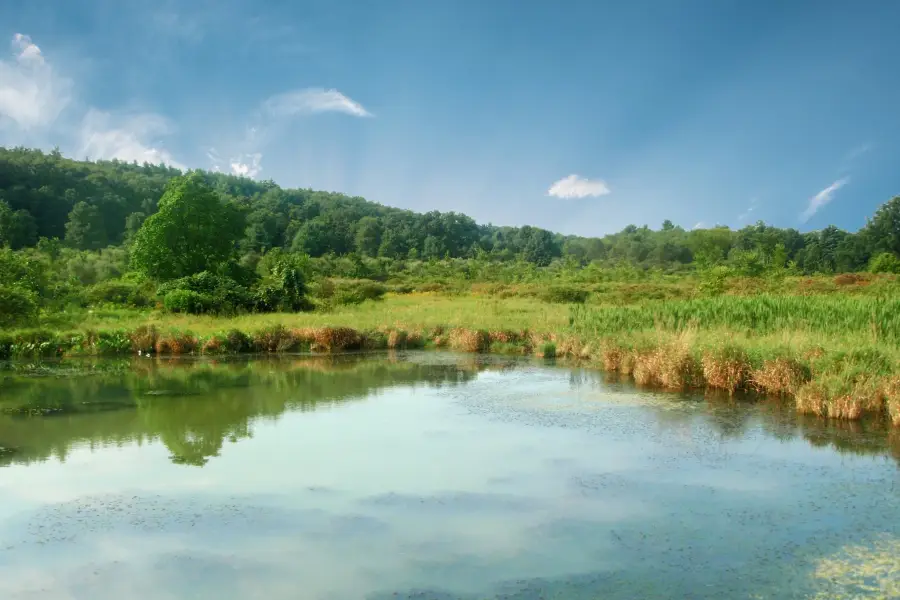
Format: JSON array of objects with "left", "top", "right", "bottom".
[
  {"left": 600, "top": 342, "right": 627, "bottom": 372},
  {"left": 795, "top": 382, "right": 828, "bottom": 417},
  {"left": 701, "top": 346, "right": 750, "bottom": 394},
  {"left": 880, "top": 376, "right": 900, "bottom": 426},
  {"left": 201, "top": 336, "right": 224, "bottom": 354},
  {"left": 796, "top": 377, "right": 885, "bottom": 420},
  {"left": 554, "top": 336, "right": 581, "bottom": 358},
  {"left": 488, "top": 329, "right": 524, "bottom": 344},
  {"left": 155, "top": 332, "right": 198, "bottom": 355},
  {"left": 387, "top": 330, "right": 407, "bottom": 349},
  {"left": 751, "top": 357, "right": 811, "bottom": 396},
  {"left": 310, "top": 327, "right": 362, "bottom": 353},
  {"left": 252, "top": 325, "right": 297, "bottom": 353},
  {"left": 631, "top": 351, "right": 658, "bottom": 386},
  {"left": 130, "top": 325, "right": 158, "bottom": 353},
  {"left": 655, "top": 343, "right": 703, "bottom": 390},
  {"left": 448, "top": 328, "right": 490, "bottom": 353}
]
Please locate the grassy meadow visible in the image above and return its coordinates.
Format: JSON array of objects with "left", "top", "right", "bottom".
[{"left": 2, "top": 272, "right": 899, "bottom": 428}]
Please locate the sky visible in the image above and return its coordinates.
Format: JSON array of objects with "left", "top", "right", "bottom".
[{"left": 1, "top": 0, "right": 899, "bottom": 237}]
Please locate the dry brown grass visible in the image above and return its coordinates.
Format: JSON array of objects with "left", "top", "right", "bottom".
[
  {"left": 488, "top": 329, "right": 526, "bottom": 344},
  {"left": 795, "top": 382, "right": 828, "bottom": 417},
  {"left": 155, "top": 332, "right": 199, "bottom": 355},
  {"left": 448, "top": 328, "right": 490, "bottom": 353},
  {"left": 387, "top": 330, "right": 407, "bottom": 349},
  {"left": 656, "top": 343, "right": 703, "bottom": 390},
  {"left": 631, "top": 351, "right": 657, "bottom": 386},
  {"left": 600, "top": 343, "right": 627, "bottom": 372},
  {"left": 701, "top": 346, "right": 750, "bottom": 394},
  {"left": 796, "top": 377, "right": 885, "bottom": 420},
  {"left": 310, "top": 327, "right": 362, "bottom": 352},
  {"left": 881, "top": 376, "right": 900, "bottom": 426},
  {"left": 201, "top": 336, "right": 224, "bottom": 354},
  {"left": 751, "top": 357, "right": 811, "bottom": 396},
  {"left": 130, "top": 325, "right": 158, "bottom": 353}
]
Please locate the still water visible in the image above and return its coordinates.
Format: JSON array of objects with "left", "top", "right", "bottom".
[{"left": 0, "top": 353, "right": 898, "bottom": 599}]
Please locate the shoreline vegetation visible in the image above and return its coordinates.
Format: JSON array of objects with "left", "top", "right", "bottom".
[
  {"left": 2, "top": 289, "right": 899, "bottom": 428},
  {"left": 2, "top": 150, "right": 900, "bottom": 429}
]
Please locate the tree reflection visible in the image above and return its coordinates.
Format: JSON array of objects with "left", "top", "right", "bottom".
[{"left": 0, "top": 355, "right": 480, "bottom": 467}]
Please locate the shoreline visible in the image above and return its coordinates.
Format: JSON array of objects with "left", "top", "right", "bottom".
[{"left": 2, "top": 322, "right": 898, "bottom": 427}]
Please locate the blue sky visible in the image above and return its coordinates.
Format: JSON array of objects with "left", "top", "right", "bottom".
[{"left": 1, "top": 0, "right": 898, "bottom": 237}]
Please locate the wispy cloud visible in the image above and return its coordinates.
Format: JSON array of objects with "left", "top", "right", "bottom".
[
  {"left": 0, "top": 33, "right": 72, "bottom": 130},
  {"left": 547, "top": 174, "right": 611, "bottom": 199},
  {"left": 842, "top": 142, "right": 872, "bottom": 164},
  {"left": 263, "top": 88, "right": 372, "bottom": 118},
  {"left": 1, "top": 33, "right": 183, "bottom": 168},
  {"left": 737, "top": 197, "right": 759, "bottom": 223},
  {"left": 692, "top": 221, "right": 706, "bottom": 230},
  {"left": 801, "top": 178, "right": 849, "bottom": 223},
  {"left": 230, "top": 152, "right": 262, "bottom": 178},
  {"left": 80, "top": 109, "right": 184, "bottom": 169}
]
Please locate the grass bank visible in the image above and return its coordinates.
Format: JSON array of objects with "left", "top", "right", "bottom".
[{"left": 3, "top": 292, "right": 899, "bottom": 427}]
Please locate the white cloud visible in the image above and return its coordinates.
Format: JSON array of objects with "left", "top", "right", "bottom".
[
  {"left": 0, "top": 33, "right": 72, "bottom": 129},
  {"left": 79, "top": 109, "right": 184, "bottom": 169},
  {"left": 12, "top": 33, "right": 44, "bottom": 65},
  {"left": 547, "top": 174, "right": 611, "bottom": 199},
  {"left": 230, "top": 152, "right": 262, "bottom": 178},
  {"left": 693, "top": 221, "right": 706, "bottom": 230},
  {"left": 800, "top": 178, "right": 848, "bottom": 223},
  {"left": 262, "top": 88, "right": 372, "bottom": 118}
]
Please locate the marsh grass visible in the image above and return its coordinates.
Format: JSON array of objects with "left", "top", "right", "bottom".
[{"left": 5, "top": 290, "right": 900, "bottom": 426}]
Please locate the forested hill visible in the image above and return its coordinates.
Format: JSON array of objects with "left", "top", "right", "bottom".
[{"left": 1, "top": 146, "right": 898, "bottom": 273}]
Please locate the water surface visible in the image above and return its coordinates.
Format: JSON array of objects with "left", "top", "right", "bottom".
[{"left": 1, "top": 353, "right": 898, "bottom": 599}]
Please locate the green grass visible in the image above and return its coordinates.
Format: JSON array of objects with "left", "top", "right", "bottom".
[
  {"left": 4, "top": 279, "right": 900, "bottom": 426},
  {"left": 569, "top": 295, "right": 899, "bottom": 341}
]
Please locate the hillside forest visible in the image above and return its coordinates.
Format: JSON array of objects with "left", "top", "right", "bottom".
[{"left": 1, "top": 146, "right": 899, "bottom": 323}]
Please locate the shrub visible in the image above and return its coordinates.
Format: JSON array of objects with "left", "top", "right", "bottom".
[
  {"left": 86, "top": 280, "right": 153, "bottom": 307},
  {"left": 315, "top": 279, "right": 387, "bottom": 306},
  {"left": 539, "top": 286, "right": 590, "bottom": 304},
  {"left": 163, "top": 289, "right": 212, "bottom": 314},
  {"left": 0, "top": 286, "right": 39, "bottom": 327},
  {"left": 157, "top": 272, "right": 252, "bottom": 314},
  {"left": 869, "top": 252, "right": 900, "bottom": 274}
]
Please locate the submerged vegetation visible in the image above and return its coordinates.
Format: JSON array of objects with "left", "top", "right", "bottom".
[{"left": 2, "top": 148, "right": 900, "bottom": 426}]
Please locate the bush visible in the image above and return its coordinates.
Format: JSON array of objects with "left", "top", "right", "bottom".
[
  {"left": 315, "top": 279, "right": 387, "bottom": 306},
  {"left": 163, "top": 289, "right": 213, "bottom": 314},
  {"left": 869, "top": 252, "right": 900, "bottom": 274},
  {"left": 539, "top": 285, "right": 590, "bottom": 304},
  {"left": 157, "top": 272, "right": 252, "bottom": 314},
  {"left": 86, "top": 280, "right": 153, "bottom": 307},
  {"left": 0, "top": 286, "right": 39, "bottom": 327}
]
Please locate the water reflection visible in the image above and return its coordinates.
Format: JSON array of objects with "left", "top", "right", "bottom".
[
  {"left": 1, "top": 354, "right": 899, "bottom": 599},
  {"left": 2, "top": 356, "right": 898, "bottom": 471},
  {"left": 0, "top": 354, "right": 482, "bottom": 468}
]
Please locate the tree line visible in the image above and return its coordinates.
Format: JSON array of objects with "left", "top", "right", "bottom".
[{"left": 1, "top": 146, "right": 899, "bottom": 275}]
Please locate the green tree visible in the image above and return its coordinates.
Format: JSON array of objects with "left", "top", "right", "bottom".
[
  {"left": 123, "top": 211, "right": 147, "bottom": 243},
  {"left": 0, "top": 200, "right": 37, "bottom": 249},
  {"left": 863, "top": 196, "right": 900, "bottom": 256},
  {"left": 64, "top": 202, "right": 107, "bottom": 250},
  {"left": 130, "top": 173, "right": 245, "bottom": 280},
  {"left": 423, "top": 235, "right": 448, "bottom": 260},
  {"left": 354, "top": 216, "right": 382, "bottom": 257}
]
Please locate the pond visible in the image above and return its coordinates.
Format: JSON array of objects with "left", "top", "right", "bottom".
[{"left": 0, "top": 353, "right": 898, "bottom": 599}]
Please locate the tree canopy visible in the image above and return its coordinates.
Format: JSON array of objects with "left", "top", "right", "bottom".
[
  {"left": 1, "top": 146, "right": 898, "bottom": 274},
  {"left": 130, "top": 172, "right": 245, "bottom": 280}
]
